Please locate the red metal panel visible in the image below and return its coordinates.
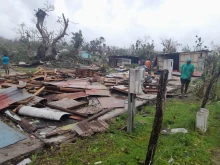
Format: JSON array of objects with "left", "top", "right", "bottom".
[{"left": 0, "top": 87, "right": 33, "bottom": 110}]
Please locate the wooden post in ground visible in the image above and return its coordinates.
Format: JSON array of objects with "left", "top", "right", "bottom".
[{"left": 145, "top": 70, "right": 168, "bottom": 165}]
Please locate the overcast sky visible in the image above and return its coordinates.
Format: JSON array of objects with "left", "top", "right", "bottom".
[{"left": 0, "top": 0, "right": 220, "bottom": 50}]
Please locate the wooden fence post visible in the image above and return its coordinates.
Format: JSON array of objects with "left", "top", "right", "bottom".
[{"left": 145, "top": 70, "right": 168, "bottom": 165}]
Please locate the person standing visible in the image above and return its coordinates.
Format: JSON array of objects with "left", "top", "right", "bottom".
[
  {"left": 180, "top": 58, "right": 194, "bottom": 98},
  {"left": 145, "top": 59, "right": 151, "bottom": 74},
  {"left": 2, "top": 53, "right": 10, "bottom": 75},
  {"left": 145, "top": 59, "right": 151, "bottom": 69}
]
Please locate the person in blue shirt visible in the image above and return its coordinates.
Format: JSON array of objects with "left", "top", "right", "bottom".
[{"left": 2, "top": 54, "right": 10, "bottom": 75}]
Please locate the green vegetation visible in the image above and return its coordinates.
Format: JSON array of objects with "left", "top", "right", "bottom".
[
  {"left": 14, "top": 67, "right": 37, "bottom": 74},
  {"left": 31, "top": 98, "right": 220, "bottom": 165}
]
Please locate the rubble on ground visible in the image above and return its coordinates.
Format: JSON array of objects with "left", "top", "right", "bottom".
[{"left": 0, "top": 66, "right": 180, "bottom": 164}]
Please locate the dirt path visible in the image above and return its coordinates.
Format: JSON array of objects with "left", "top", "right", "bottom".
[
  {"left": 212, "top": 149, "right": 220, "bottom": 165},
  {"left": 1, "top": 68, "right": 24, "bottom": 76}
]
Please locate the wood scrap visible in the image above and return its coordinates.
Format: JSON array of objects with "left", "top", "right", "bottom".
[{"left": 18, "top": 86, "right": 45, "bottom": 104}]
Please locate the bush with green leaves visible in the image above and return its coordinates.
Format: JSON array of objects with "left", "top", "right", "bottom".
[{"left": 195, "top": 53, "right": 220, "bottom": 101}]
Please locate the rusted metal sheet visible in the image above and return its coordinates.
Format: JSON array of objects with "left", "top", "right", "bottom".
[
  {"left": 46, "top": 80, "right": 89, "bottom": 87},
  {"left": 56, "top": 92, "right": 88, "bottom": 100},
  {"left": 48, "top": 98, "right": 86, "bottom": 109},
  {"left": 44, "top": 92, "right": 88, "bottom": 102},
  {"left": 68, "top": 84, "right": 107, "bottom": 90},
  {"left": 86, "top": 89, "right": 110, "bottom": 96},
  {"left": 73, "top": 120, "right": 108, "bottom": 136},
  {"left": 27, "top": 96, "right": 46, "bottom": 106},
  {"left": 46, "top": 80, "right": 107, "bottom": 89},
  {"left": 18, "top": 106, "right": 70, "bottom": 120},
  {"left": 112, "top": 85, "right": 129, "bottom": 94},
  {"left": 89, "top": 120, "right": 109, "bottom": 132},
  {"left": 76, "top": 106, "right": 102, "bottom": 115},
  {"left": 105, "top": 83, "right": 116, "bottom": 86},
  {"left": 98, "top": 97, "right": 124, "bottom": 108},
  {"left": 75, "top": 68, "right": 98, "bottom": 78},
  {"left": 73, "top": 121, "right": 93, "bottom": 136},
  {"left": 0, "top": 86, "right": 33, "bottom": 110},
  {"left": 104, "top": 78, "right": 116, "bottom": 83},
  {"left": 68, "top": 115, "right": 85, "bottom": 121}
]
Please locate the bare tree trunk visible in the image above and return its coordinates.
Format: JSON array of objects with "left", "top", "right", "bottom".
[
  {"left": 201, "top": 69, "right": 220, "bottom": 108},
  {"left": 145, "top": 70, "right": 168, "bottom": 165},
  {"left": 36, "top": 9, "right": 69, "bottom": 60}
]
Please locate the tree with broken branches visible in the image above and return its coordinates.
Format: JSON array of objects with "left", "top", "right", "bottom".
[
  {"left": 71, "top": 30, "right": 84, "bottom": 55},
  {"left": 35, "top": 2, "right": 69, "bottom": 61},
  {"left": 181, "top": 44, "right": 191, "bottom": 52},
  {"left": 194, "top": 35, "right": 208, "bottom": 51},
  {"left": 161, "top": 38, "right": 181, "bottom": 53},
  {"left": 134, "top": 36, "right": 155, "bottom": 61}
]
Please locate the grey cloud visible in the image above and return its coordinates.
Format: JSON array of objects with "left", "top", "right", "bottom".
[{"left": 0, "top": 0, "right": 220, "bottom": 51}]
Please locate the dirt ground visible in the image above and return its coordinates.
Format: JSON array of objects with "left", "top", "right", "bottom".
[{"left": 212, "top": 149, "right": 220, "bottom": 165}]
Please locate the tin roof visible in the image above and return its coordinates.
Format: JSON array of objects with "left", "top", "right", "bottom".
[
  {"left": 0, "top": 87, "right": 33, "bottom": 110},
  {"left": 85, "top": 89, "right": 110, "bottom": 96},
  {"left": 98, "top": 97, "right": 124, "bottom": 108},
  {"left": 48, "top": 98, "right": 85, "bottom": 109},
  {"left": 73, "top": 120, "right": 109, "bottom": 136},
  {"left": 18, "top": 106, "right": 70, "bottom": 121}
]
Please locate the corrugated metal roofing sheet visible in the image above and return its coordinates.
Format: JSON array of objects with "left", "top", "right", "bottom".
[
  {"left": 46, "top": 80, "right": 89, "bottom": 87},
  {"left": 48, "top": 98, "right": 85, "bottom": 109},
  {"left": 55, "top": 92, "right": 88, "bottom": 100},
  {"left": 44, "top": 92, "right": 88, "bottom": 102},
  {"left": 73, "top": 120, "right": 109, "bottom": 136},
  {"left": 98, "top": 97, "right": 124, "bottom": 109},
  {"left": 27, "top": 96, "right": 46, "bottom": 106},
  {"left": 112, "top": 85, "right": 129, "bottom": 94},
  {"left": 0, "top": 87, "right": 33, "bottom": 110},
  {"left": 86, "top": 89, "right": 110, "bottom": 96},
  {"left": 18, "top": 106, "right": 70, "bottom": 121},
  {"left": 0, "top": 121, "right": 27, "bottom": 148},
  {"left": 76, "top": 106, "right": 102, "bottom": 115}
]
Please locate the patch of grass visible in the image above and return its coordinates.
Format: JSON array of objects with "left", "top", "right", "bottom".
[
  {"left": 14, "top": 67, "right": 37, "bottom": 74},
  {"left": 31, "top": 99, "right": 220, "bottom": 165}
]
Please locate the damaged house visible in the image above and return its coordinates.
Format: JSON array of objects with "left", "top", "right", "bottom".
[
  {"left": 108, "top": 55, "right": 139, "bottom": 67},
  {"left": 154, "top": 50, "right": 211, "bottom": 74}
]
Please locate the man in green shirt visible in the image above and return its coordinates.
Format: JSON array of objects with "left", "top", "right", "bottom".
[{"left": 180, "top": 58, "right": 194, "bottom": 98}]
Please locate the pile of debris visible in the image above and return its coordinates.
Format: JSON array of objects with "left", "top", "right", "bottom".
[{"left": 0, "top": 66, "right": 180, "bottom": 164}]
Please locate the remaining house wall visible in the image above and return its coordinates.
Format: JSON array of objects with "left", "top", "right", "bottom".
[
  {"left": 157, "top": 51, "right": 209, "bottom": 72},
  {"left": 109, "top": 57, "right": 135, "bottom": 67},
  {"left": 179, "top": 51, "right": 208, "bottom": 72},
  {"left": 157, "top": 55, "right": 174, "bottom": 70}
]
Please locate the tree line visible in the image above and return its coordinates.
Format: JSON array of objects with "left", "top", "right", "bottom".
[{"left": 0, "top": 2, "right": 209, "bottom": 64}]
